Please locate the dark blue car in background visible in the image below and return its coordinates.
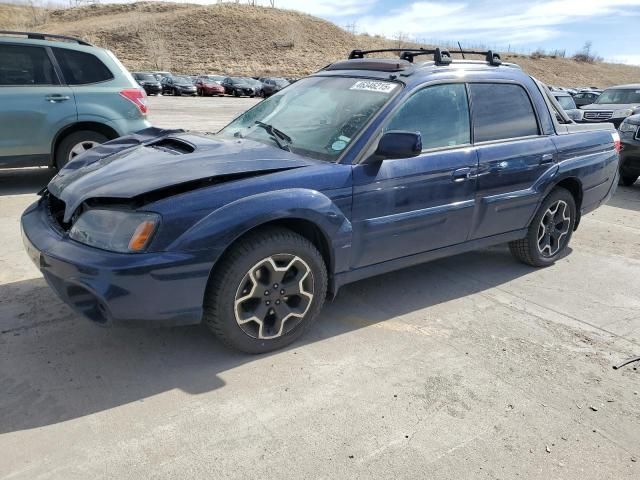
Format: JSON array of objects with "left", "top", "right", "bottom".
[{"left": 21, "top": 48, "right": 620, "bottom": 353}]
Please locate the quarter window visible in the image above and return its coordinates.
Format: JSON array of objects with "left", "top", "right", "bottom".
[
  {"left": 53, "top": 48, "right": 113, "bottom": 85},
  {"left": 385, "top": 83, "right": 471, "bottom": 150},
  {"left": 0, "top": 45, "right": 58, "bottom": 86},
  {"left": 469, "top": 83, "right": 539, "bottom": 142}
]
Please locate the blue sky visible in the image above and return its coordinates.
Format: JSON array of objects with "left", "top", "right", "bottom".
[
  {"left": 36, "top": 0, "right": 640, "bottom": 64},
  {"left": 273, "top": 0, "right": 639, "bottom": 64}
]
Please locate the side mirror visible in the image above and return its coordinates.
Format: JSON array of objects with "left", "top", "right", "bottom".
[{"left": 366, "top": 130, "right": 422, "bottom": 163}]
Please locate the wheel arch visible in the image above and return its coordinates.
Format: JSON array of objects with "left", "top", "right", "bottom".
[
  {"left": 553, "top": 176, "right": 583, "bottom": 229},
  {"left": 51, "top": 122, "right": 119, "bottom": 167},
  {"left": 213, "top": 217, "right": 336, "bottom": 296}
]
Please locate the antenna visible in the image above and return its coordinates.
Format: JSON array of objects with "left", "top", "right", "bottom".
[{"left": 457, "top": 42, "right": 465, "bottom": 59}]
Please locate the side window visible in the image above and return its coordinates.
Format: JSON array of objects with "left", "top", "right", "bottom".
[
  {"left": 385, "top": 83, "right": 470, "bottom": 150},
  {"left": 52, "top": 48, "right": 114, "bottom": 85},
  {"left": 0, "top": 45, "right": 58, "bottom": 86},
  {"left": 469, "top": 83, "right": 539, "bottom": 142}
]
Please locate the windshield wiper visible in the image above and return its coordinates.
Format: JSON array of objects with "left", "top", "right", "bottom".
[{"left": 255, "top": 121, "right": 292, "bottom": 152}]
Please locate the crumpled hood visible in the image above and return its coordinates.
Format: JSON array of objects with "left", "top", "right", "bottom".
[{"left": 48, "top": 127, "right": 317, "bottom": 222}]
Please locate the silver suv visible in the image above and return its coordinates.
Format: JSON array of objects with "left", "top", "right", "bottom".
[{"left": 0, "top": 31, "right": 150, "bottom": 169}]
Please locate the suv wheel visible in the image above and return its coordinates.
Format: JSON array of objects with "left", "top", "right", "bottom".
[
  {"left": 509, "top": 187, "right": 576, "bottom": 267},
  {"left": 55, "top": 130, "right": 107, "bottom": 169},
  {"left": 620, "top": 174, "right": 638, "bottom": 186},
  {"left": 203, "top": 228, "right": 327, "bottom": 354}
]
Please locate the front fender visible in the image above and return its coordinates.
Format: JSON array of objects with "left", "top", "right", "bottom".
[{"left": 169, "top": 188, "right": 353, "bottom": 275}]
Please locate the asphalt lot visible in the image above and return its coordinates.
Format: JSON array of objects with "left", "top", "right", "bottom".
[{"left": 1, "top": 96, "right": 640, "bottom": 479}]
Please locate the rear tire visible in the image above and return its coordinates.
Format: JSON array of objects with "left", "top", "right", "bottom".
[
  {"left": 203, "top": 227, "right": 327, "bottom": 354},
  {"left": 55, "top": 130, "right": 107, "bottom": 170},
  {"left": 620, "top": 174, "right": 638, "bottom": 186},
  {"left": 234, "top": 89, "right": 240, "bottom": 97},
  {"left": 509, "top": 187, "right": 576, "bottom": 267}
]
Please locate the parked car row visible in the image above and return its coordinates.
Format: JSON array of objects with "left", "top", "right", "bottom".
[
  {"left": 133, "top": 71, "right": 291, "bottom": 98},
  {"left": 547, "top": 83, "right": 640, "bottom": 130}
]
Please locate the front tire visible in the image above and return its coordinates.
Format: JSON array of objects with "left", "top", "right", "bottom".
[
  {"left": 509, "top": 187, "right": 576, "bottom": 267},
  {"left": 55, "top": 130, "right": 107, "bottom": 170},
  {"left": 203, "top": 228, "right": 327, "bottom": 354},
  {"left": 620, "top": 174, "right": 638, "bottom": 186}
]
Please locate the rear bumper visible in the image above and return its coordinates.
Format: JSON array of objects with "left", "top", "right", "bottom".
[{"left": 21, "top": 199, "right": 217, "bottom": 327}]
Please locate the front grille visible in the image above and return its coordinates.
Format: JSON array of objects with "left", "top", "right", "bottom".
[
  {"left": 44, "top": 192, "right": 70, "bottom": 233},
  {"left": 584, "top": 111, "right": 613, "bottom": 121}
]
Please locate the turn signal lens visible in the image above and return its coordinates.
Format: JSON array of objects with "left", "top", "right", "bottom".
[{"left": 128, "top": 220, "right": 157, "bottom": 251}]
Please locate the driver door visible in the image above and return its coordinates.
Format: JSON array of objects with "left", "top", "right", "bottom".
[{"left": 350, "top": 83, "right": 478, "bottom": 269}]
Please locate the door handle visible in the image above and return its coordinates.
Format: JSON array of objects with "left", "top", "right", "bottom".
[
  {"left": 452, "top": 167, "right": 471, "bottom": 182},
  {"left": 540, "top": 153, "right": 554, "bottom": 165},
  {"left": 45, "top": 94, "right": 71, "bottom": 103}
]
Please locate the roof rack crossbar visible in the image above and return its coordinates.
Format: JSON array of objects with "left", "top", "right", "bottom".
[
  {"left": 0, "top": 31, "right": 93, "bottom": 46},
  {"left": 348, "top": 47, "right": 502, "bottom": 66}
]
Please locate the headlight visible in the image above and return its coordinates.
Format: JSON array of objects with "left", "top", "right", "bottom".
[
  {"left": 614, "top": 108, "right": 633, "bottom": 118},
  {"left": 619, "top": 122, "right": 639, "bottom": 134},
  {"left": 69, "top": 209, "right": 159, "bottom": 253}
]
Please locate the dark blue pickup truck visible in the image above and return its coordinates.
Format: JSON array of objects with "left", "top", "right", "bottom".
[{"left": 21, "top": 48, "right": 620, "bottom": 353}]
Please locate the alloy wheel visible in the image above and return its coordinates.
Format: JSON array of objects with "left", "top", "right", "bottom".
[
  {"left": 68, "top": 140, "right": 100, "bottom": 162},
  {"left": 537, "top": 200, "right": 571, "bottom": 257},
  {"left": 234, "top": 254, "right": 314, "bottom": 340}
]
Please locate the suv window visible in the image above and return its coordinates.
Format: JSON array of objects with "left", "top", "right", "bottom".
[
  {"left": 385, "top": 83, "right": 470, "bottom": 150},
  {"left": 0, "top": 44, "right": 58, "bottom": 86},
  {"left": 53, "top": 48, "right": 113, "bottom": 85},
  {"left": 470, "top": 83, "right": 539, "bottom": 142}
]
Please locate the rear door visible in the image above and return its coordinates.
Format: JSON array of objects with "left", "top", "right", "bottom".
[
  {"left": 468, "top": 82, "right": 557, "bottom": 239},
  {"left": 51, "top": 47, "right": 117, "bottom": 121},
  {"left": 351, "top": 83, "right": 478, "bottom": 268},
  {"left": 0, "top": 43, "right": 76, "bottom": 167}
]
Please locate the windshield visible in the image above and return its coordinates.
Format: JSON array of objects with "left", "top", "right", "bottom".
[
  {"left": 136, "top": 74, "right": 156, "bottom": 82},
  {"left": 203, "top": 76, "right": 223, "bottom": 83},
  {"left": 596, "top": 88, "right": 640, "bottom": 104},
  {"left": 219, "top": 76, "right": 400, "bottom": 161},
  {"left": 231, "top": 77, "right": 248, "bottom": 84},
  {"left": 555, "top": 95, "right": 576, "bottom": 110},
  {"left": 174, "top": 76, "right": 191, "bottom": 84},
  {"left": 275, "top": 79, "right": 289, "bottom": 86}
]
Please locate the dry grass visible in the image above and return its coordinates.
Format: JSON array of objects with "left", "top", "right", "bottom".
[{"left": 1, "top": 1, "right": 639, "bottom": 86}]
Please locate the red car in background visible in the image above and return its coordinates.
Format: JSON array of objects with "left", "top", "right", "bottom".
[{"left": 195, "top": 75, "right": 225, "bottom": 96}]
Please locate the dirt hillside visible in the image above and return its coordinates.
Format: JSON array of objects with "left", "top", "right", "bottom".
[{"left": 1, "top": 1, "right": 639, "bottom": 87}]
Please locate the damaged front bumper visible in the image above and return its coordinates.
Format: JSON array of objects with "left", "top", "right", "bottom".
[{"left": 20, "top": 198, "right": 217, "bottom": 327}]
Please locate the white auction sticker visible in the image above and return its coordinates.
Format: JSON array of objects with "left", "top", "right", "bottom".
[{"left": 350, "top": 80, "right": 398, "bottom": 93}]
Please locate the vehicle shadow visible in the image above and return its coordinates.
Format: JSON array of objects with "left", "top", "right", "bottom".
[
  {"left": 0, "top": 245, "right": 538, "bottom": 434},
  {"left": 0, "top": 168, "right": 54, "bottom": 196},
  {"left": 607, "top": 184, "right": 640, "bottom": 212}
]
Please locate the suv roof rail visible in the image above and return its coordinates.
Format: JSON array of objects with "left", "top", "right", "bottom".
[
  {"left": 348, "top": 47, "right": 502, "bottom": 66},
  {"left": 0, "top": 30, "right": 93, "bottom": 46}
]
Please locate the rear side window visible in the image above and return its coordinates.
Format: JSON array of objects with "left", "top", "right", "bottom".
[
  {"left": 53, "top": 48, "right": 113, "bottom": 85},
  {"left": 470, "top": 83, "right": 539, "bottom": 142},
  {"left": 385, "top": 83, "right": 471, "bottom": 150},
  {"left": 0, "top": 45, "right": 58, "bottom": 86}
]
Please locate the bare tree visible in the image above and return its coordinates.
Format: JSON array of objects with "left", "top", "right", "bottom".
[
  {"left": 138, "top": 23, "right": 170, "bottom": 71},
  {"left": 573, "top": 41, "right": 602, "bottom": 63}
]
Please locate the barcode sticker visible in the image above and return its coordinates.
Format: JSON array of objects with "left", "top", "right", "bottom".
[{"left": 350, "top": 80, "right": 398, "bottom": 93}]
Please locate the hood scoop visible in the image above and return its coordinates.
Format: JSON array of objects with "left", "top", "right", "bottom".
[{"left": 149, "top": 138, "right": 195, "bottom": 155}]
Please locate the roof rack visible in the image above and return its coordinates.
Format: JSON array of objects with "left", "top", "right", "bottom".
[
  {"left": 348, "top": 47, "right": 502, "bottom": 66},
  {"left": 0, "top": 30, "right": 93, "bottom": 46}
]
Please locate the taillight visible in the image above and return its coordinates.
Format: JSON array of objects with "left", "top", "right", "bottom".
[
  {"left": 612, "top": 131, "right": 621, "bottom": 152},
  {"left": 120, "top": 88, "right": 148, "bottom": 116}
]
